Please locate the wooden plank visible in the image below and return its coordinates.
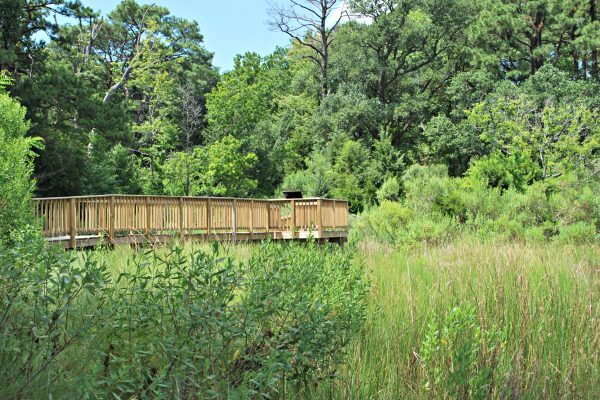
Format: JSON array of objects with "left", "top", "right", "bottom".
[
  {"left": 333, "top": 200, "right": 337, "bottom": 231},
  {"left": 69, "top": 198, "right": 77, "bottom": 249},
  {"left": 317, "top": 198, "right": 323, "bottom": 238},
  {"left": 266, "top": 202, "right": 271, "bottom": 233},
  {"left": 108, "top": 195, "right": 115, "bottom": 245},
  {"left": 249, "top": 200, "right": 254, "bottom": 239},
  {"left": 291, "top": 200, "right": 297, "bottom": 238},
  {"left": 232, "top": 198, "right": 237, "bottom": 243},
  {"left": 145, "top": 196, "right": 151, "bottom": 241},
  {"left": 178, "top": 197, "right": 184, "bottom": 238},
  {"left": 206, "top": 198, "right": 211, "bottom": 236}
]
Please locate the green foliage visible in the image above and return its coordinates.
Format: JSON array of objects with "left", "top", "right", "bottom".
[
  {"left": 465, "top": 93, "right": 599, "bottom": 190},
  {"left": 0, "top": 89, "right": 40, "bottom": 242},
  {"left": 3, "top": 0, "right": 600, "bottom": 203},
  {"left": 203, "top": 135, "right": 258, "bottom": 197},
  {"left": 161, "top": 148, "right": 207, "bottom": 196},
  {"left": 555, "top": 222, "right": 599, "bottom": 245},
  {"left": 90, "top": 143, "right": 143, "bottom": 194},
  {"left": 162, "top": 136, "right": 259, "bottom": 197},
  {"left": 206, "top": 51, "right": 291, "bottom": 140},
  {"left": 0, "top": 240, "right": 368, "bottom": 398},
  {"left": 0, "top": 229, "right": 111, "bottom": 399},
  {"left": 354, "top": 163, "right": 600, "bottom": 246},
  {"left": 351, "top": 201, "right": 413, "bottom": 244},
  {"left": 376, "top": 176, "right": 400, "bottom": 203},
  {"left": 281, "top": 151, "right": 333, "bottom": 197},
  {"left": 421, "top": 304, "right": 504, "bottom": 398},
  {"left": 466, "top": 150, "right": 540, "bottom": 191}
]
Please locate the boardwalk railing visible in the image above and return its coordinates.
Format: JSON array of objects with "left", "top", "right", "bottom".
[{"left": 32, "top": 195, "right": 349, "bottom": 248}]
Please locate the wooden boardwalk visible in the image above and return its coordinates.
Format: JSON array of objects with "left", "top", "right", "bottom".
[{"left": 32, "top": 195, "right": 349, "bottom": 249}]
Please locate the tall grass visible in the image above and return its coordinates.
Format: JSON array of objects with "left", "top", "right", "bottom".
[
  {"left": 316, "top": 240, "right": 600, "bottom": 399},
  {"left": 41, "top": 239, "right": 600, "bottom": 398}
]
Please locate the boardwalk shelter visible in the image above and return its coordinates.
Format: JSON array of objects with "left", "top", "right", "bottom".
[{"left": 32, "top": 195, "right": 349, "bottom": 249}]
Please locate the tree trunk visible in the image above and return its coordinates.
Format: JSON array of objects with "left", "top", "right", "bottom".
[
  {"left": 320, "top": 2, "right": 329, "bottom": 98},
  {"left": 530, "top": 10, "right": 545, "bottom": 74},
  {"left": 591, "top": 0, "right": 598, "bottom": 79}
]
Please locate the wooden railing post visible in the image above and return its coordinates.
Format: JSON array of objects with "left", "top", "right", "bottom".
[
  {"left": 332, "top": 200, "right": 337, "bottom": 231},
  {"left": 249, "top": 200, "right": 254, "bottom": 240},
  {"left": 206, "top": 198, "right": 211, "bottom": 236},
  {"left": 232, "top": 199, "right": 237, "bottom": 243},
  {"left": 291, "top": 199, "right": 297, "bottom": 238},
  {"left": 266, "top": 201, "right": 271, "bottom": 234},
  {"left": 145, "top": 196, "right": 151, "bottom": 242},
  {"left": 178, "top": 196, "right": 184, "bottom": 239},
  {"left": 69, "top": 198, "right": 77, "bottom": 249},
  {"left": 317, "top": 198, "right": 323, "bottom": 239},
  {"left": 108, "top": 195, "right": 115, "bottom": 245}
]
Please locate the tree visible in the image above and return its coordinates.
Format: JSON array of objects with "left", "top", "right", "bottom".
[
  {"left": 162, "top": 147, "right": 207, "bottom": 196},
  {"left": 269, "top": 0, "right": 347, "bottom": 98},
  {"left": 177, "top": 83, "right": 205, "bottom": 195},
  {"left": 346, "top": 0, "right": 475, "bottom": 103},
  {"left": 202, "top": 136, "right": 258, "bottom": 197},
  {"left": 0, "top": 77, "right": 40, "bottom": 242},
  {"left": 467, "top": 95, "right": 599, "bottom": 188}
]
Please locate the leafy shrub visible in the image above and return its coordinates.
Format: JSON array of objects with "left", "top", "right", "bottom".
[
  {"left": 1, "top": 241, "right": 368, "bottom": 398},
  {"left": 466, "top": 150, "right": 540, "bottom": 191},
  {"left": 0, "top": 88, "right": 40, "bottom": 243},
  {"left": 399, "top": 215, "right": 459, "bottom": 246},
  {"left": 403, "top": 164, "right": 453, "bottom": 214},
  {"left": 0, "top": 229, "right": 111, "bottom": 399},
  {"left": 376, "top": 176, "right": 400, "bottom": 203},
  {"left": 281, "top": 151, "right": 333, "bottom": 197},
  {"left": 355, "top": 164, "right": 599, "bottom": 247},
  {"left": 352, "top": 201, "right": 413, "bottom": 244},
  {"left": 555, "top": 222, "right": 598, "bottom": 245},
  {"left": 421, "top": 304, "right": 504, "bottom": 399},
  {"left": 241, "top": 242, "right": 369, "bottom": 394}
]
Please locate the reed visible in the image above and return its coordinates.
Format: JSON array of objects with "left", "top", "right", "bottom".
[{"left": 313, "top": 240, "right": 600, "bottom": 399}]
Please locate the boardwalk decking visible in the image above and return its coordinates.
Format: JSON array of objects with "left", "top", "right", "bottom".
[{"left": 32, "top": 195, "right": 349, "bottom": 249}]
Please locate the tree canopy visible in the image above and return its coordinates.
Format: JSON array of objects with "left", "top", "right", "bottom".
[{"left": 0, "top": 0, "right": 597, "bottom": 208}]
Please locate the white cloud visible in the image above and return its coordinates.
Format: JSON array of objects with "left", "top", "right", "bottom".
[{"left": 327, "top": 0, "right": 373, "bottom": 27}]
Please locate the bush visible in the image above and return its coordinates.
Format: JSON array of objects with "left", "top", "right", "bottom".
[
  {"left": 0, "top": 229, "right": 111, "bottom": 399},
  {"left": 352, "top": 201, "right": 413, "bottom": 244},
  {"left": 555, "top": 222, "right": 598, "bottom": 245},
  {"left": 354, "top": 164, "right": 599, "bottom": 247},
  {"left": 0, "top": 89, "right": 40, "bottom": 243},
  {"left": 402, "top": 164, "right": 455, "bottom": 215},
  {"left": 1, "top": 241, "right": 368, "bottom": 398},
  {"left": 376, "top": 176, "right": 400, "bottom": 203},
  {"left": 421, "top": 304, "right": 504, "bottom": 399}
]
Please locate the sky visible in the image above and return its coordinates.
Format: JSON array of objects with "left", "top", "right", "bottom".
[{"left": 80, "top": 0, "right": 292, "bottom": 72}]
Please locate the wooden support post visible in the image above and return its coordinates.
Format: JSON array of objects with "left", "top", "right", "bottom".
[
  {"left": 69, "top": 198, "right": 77, "bottom": 249},
  {"left": 291, "top": 199, "right": 297, "bottom": 238},
  {"left": 145, "top": 196, "right": 151, "bottom": 241},
  {"left": 108, "top": 195, "right": 115, "bottom": 245},
  {"left": 249, "top": 200, "right": 254, "bottom": 240},
  {"left": 266, "top": 201, "right": 271, "bottom": 234},
  {"left": 206, "top": 198, "right": 211, "bottom": 236},
  {"left": 232, "top": 199, "right": 237, "bottom": 243},
  {"left": 317, "top": 198, "right": 323, "bottom": 239},
  {"left": 333, "top": 200, "right": 337, "bottom": 231},
  {"left": 178, "top": 197, "right": 184, "bottom": 239}
]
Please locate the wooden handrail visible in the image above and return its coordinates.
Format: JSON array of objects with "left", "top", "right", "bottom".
[{"left": 31, "top": 195, "right": 349, "bottom": 248}]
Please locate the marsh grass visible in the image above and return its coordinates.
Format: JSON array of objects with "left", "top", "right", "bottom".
[
  {"left": 312, "top": 239, "right": 600, "bottom": 399},
  {"left": 71, "top": 239, "right": 600, "bottom": 399}
]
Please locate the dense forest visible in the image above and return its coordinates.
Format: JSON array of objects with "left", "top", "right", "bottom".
[{"left": 2, "top": 0, "right": 598, "bottom": 211}]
